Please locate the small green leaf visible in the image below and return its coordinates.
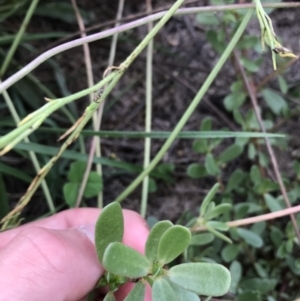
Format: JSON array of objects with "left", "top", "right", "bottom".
[
  {"left": 200, "top": 183, "right": 220, "bottom": 216},
  {"left": 152, "top": 278, "right": 176, "bottom": 301},
  {"left": 207, "top": 226, "right": 232, "bottom": 244},
  {"left": 103, "top": 242, "right": 151, "bottom": 278},
  {"left": 237, "top": 290, "right": 262, "bottom": 301},
  {"left": 226, "top": 169, "right": 245, "bottom": 192},
  {"left": 63, "top": 182, "right": 78, "bottom": 207},
  {"left": 190, "top": 233, "right": 214, "bottom": 246},
  {"left": 103, "top": 292, "right": 116, "bottom": 301},
  {"left": 221, "top": 244, "right": 240, "bottom": 262},
  {"left": 193, "top": 139, "right": 208, "bottom": 153},
  {"left": 64, "top": 161, "right": 103, "bottom": 207},
  {"left": 169, "top": 263, "right": 231, "bottom": 296},
  {"left": 262, "top": 89, "right": 287, "bottom": 115},
  {"left": 240, "top": 278, "right": 277, "bottom": 294},
  {"left": 206, "top": 221, "right": 229, "bottom": 231},
  {"left": 187, "top": 163, "right": 207, "bottom": 179},
  {"left": 124, "top": 281, "right": 146, "bottom": 301},
  {"left": 237, "top": 228, "right": 263, "bottom": 248},
  {"left": 264, "top": 193, "right": 283, "bottom": 212},
  {"left": 206, "top": 30, "right": 225, "bottom": 53},
  {"left": 218, "top": 144, "right": 243, "bottom": 164},
  {"left": 157, "top": 226, "right": 191, "bottom": 264},
  {"left": 196, "top": 12, "right": 219, "bottom": 25},
  {"left": 229, "top": 261, "right": 242, "bottom": 294},
  {"left": 240, "top": 57, "right": 261, "bottom": 72},
  {"left": 148, "top": 178, "right": 157, "bottom": 193},
  {"left": 205, "top": 203, "right": 232, "bottom": 220},
  {"left": 250, "top": 165, "right": 261, "bottom": 184},
  {"left": 168, "top": 281, "right": 200, "bottom": 301},
  {"left": 83, "top": 172, "right": 103, "bottom": 198},
  {"left": 95, "top": 202, "right": 124, "bottom": 262},
  {"left": 205, "top": 154, "right": 220, "bottom": 176},
  {"left": 145, "top": 221, "right": 173, "bottom": 262},
  {"left": 201, "top": 117, "right": 212, "bottom": 131},
  {"left": 224, "top": 92, "right": 246, "bottom": 111},
  {"left": 278, "top": 76, "right": 288, "bottom": 94}
]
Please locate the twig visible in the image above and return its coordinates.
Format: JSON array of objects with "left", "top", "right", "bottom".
[
  {"left": 233, "top": 50, "right": 300, "bottom": 244},
  {"left": 141, "top": 0, "right": 154, "bottom": 218},
  {"left": 194, "top": 204, "right": 300, "bottom": 231},
  {"left": 1, "top": 3, "right": 300, "bottom": 92},
  {"left": 75, "top": 0, "right": 125, "bottom": 208},
  {"left": 41, "top": 2, "right": 300, "bottom": 54},
  {"left": 70, "top": 0, "right": 102, "bottom": 208}
]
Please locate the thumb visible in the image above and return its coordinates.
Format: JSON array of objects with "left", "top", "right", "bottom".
[{"left": 0, "top": 225, "right": 103, "bottom": 301}]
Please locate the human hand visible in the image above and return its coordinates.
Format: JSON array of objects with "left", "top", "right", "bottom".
[{"left": 0, "top": 208, "right": 151, "bottom": 301}]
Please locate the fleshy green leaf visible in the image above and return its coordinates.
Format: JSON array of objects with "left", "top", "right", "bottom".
[
  {"left": 193, "top": 140, "right": 208, "bottom": 154},
  {"left": 262, "top": 89, "right": 287, "bottom": 115},
  {"left": 196, "top": 12, "right": 219, "bottom": 25},
  {"left": 229, "top": 261, "right": 242, "bottom": 294},
  {"left": 237, "top": 291, "right": 262, "bottom": 301},
  {"left": 168, "top": 281, "right": 201, "bottom": 301},
  {"left": 64, "top": 161, "right": 103, "bottom": 207},
  {"left": 240, "top": 57, "right": 261, "bottom": 72},
  {"left": 200, "top": 183, "right": 220, "bottom": 216},
  {"left": 221, "top": 244, "right": 240, "bottom": 262},
  {"left": 124, "top": 281, "right": 146, "bottom": 301},
  {"left": 205, "top": 153, "right": 220, "bottom": 176},
  {"left": 157, "top": 226, "right": 191, "bottom": 264},
  {"left": 103, "top": 292, "right": 116, "bottom": 301},
  {"left": 240, "top": 278, "right": 277, "bottom": 294},
  {"left": 264, "top": 193, "right": 283, "bottom": 212},
  {"left": 83, "top": 172, "right": 103, "bottom": 198},
  {"left": 237, "top": 228, "right": 263, "bottom": 248},
  {"left": 224, "top": 92, "right": 246, "bottom": 111},
  {"left": 218, "top": 144, "right": 243, "bottom": 164},
  {"left": 152, "top": 278, "right": 176, "bottom": 301},
  {"left": 190, "top": 233, "right": 214, "bottom": 246},
  {"left": 278, "top": 75, "right": 288, "bottom": 94},
  {"left": 207, "top": 226, "right": 232, "bottom": 244},
  {"left": 95, "top": 202, "right": 124, "bottom": 262},
  {"left": 206, "top": 221, "right": 229, "bottom": 231},
  {"left": 103, "top": 242, "right": 151, "bottom": 278},
  {"left": 63, "top": 182, "right": 79, "bottom": 207},
  {"left": 169, "top": 263, "right": 231, "bottom": 296},
  {"left": 226, "top": 169, "right": 245, "bottom": 192},
  {"left": 187, "top": 163, "right": 207, "bottom": 179},
  {"left": 205, "top": 203, "right": 232, "bottom": 220},
  {"left": 145, "top": 220, "right": 173, "bottom": 262}
]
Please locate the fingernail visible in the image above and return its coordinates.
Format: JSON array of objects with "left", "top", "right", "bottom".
[{"left": 76, "top": 223, "right": 96, "bottom": 243}]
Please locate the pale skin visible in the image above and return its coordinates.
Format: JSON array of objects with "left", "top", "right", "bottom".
[{"left": 0, "top": 208, "right": 152, "bottom": 301}]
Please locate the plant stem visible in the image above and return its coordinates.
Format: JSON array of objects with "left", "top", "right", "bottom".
[
  {"left": 0, "top": 0, "right": 39, "bottom": 77},
  {"left": 113, "top": 9, "right": 253, "bottom": 203},
  {"left": 194, "top": 204, "right": 300, "bottom": 231},
  {"left": 141, "top": 0, "right": 153, "bottom": 218},
  {"left": 1, "top": 82, "right": 55, "bottom": 213}
]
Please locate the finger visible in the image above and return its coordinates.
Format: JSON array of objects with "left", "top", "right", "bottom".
[
  {"left": 0, "top": 226, "right": 103, "bottom": 301},
  {"left": 0, "top": 208, "right": 101, "bottom": 248},
  {"left": 0, "top": 209, "right": 150, "bottom": 301}
]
